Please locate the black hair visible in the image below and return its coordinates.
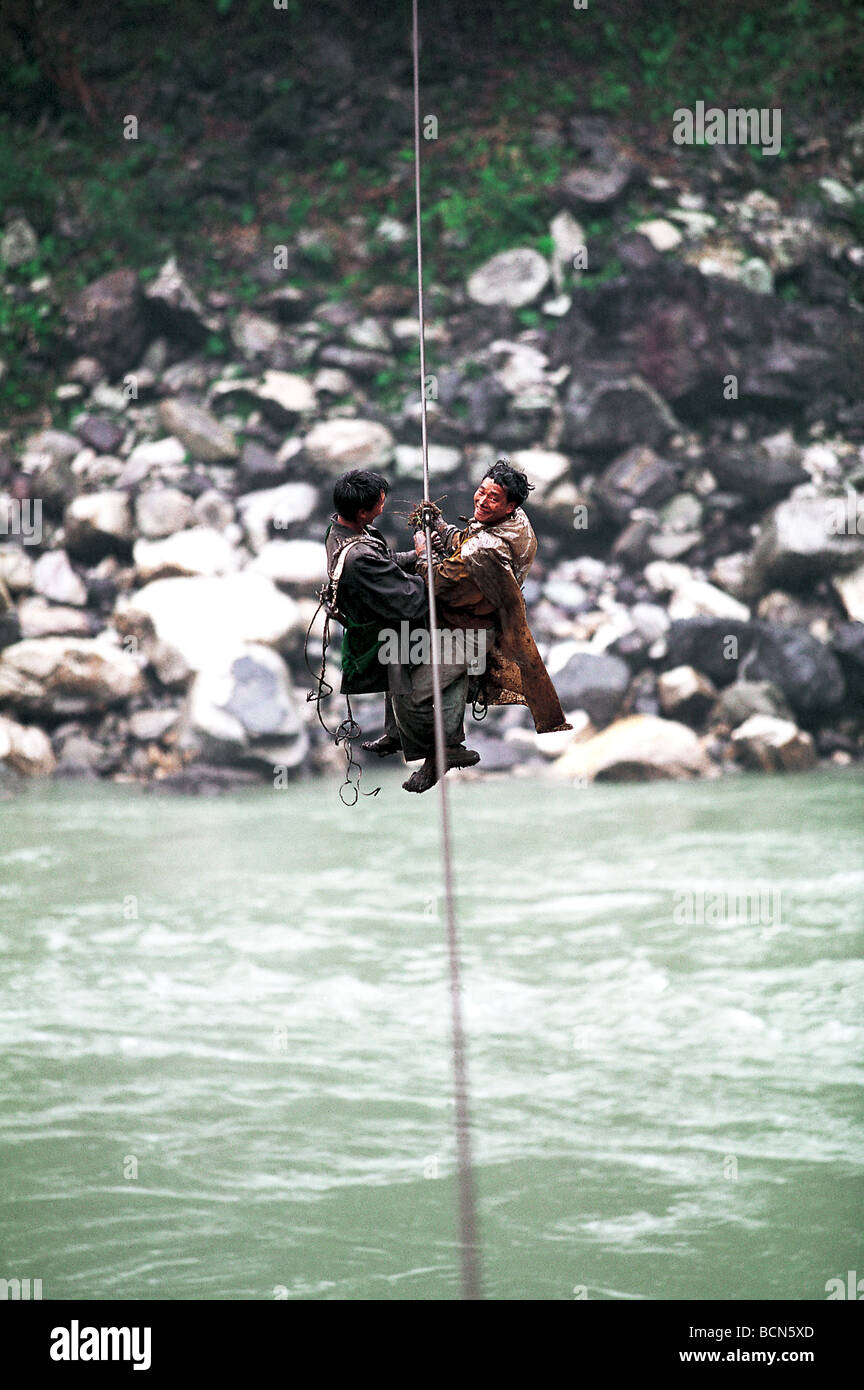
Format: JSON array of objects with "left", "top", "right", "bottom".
[
  {"left": 484, "top": 459, "right": 534, "bottom": 509},
  {"left": 333, "top": 469, "right": 390, "bottom": 521}
]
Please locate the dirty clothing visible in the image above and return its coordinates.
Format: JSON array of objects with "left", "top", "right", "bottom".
[
  {"left": 388, "top": 624, "right": 497, "bottom": 761},
  {"left": 324, "top": 516, "right": 427, "bottom": 695},
  {"left": 419, "top": 508, "right": 571, "bottom": 734}
]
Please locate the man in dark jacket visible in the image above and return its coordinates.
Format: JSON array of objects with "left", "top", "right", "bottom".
[
  {"left": 326, "top": 469, "right": 425, "bottom": 698},
  {"left": 325, "top": 469, "right": 479, "bottom": 785}
]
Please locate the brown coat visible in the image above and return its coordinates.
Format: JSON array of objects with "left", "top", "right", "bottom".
[{"left": 421, "top": 509, "right": 572, "bottom": 735}]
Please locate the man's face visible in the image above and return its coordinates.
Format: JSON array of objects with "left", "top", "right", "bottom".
[
  {"left": 473, "top": 478, "right": 515, "bottom": 525},
  {"left": 357, "top": 491, "right": 387, "bottom": 526}
]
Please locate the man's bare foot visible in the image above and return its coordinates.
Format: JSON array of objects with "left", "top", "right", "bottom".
[
  {"left": 402, "top": 746, "right": 480, "bottom": 793},
  {"left": 361, "top": 734, "right": 401, "bottom": 756}
]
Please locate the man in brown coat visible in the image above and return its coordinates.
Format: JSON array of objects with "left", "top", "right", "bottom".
[{"left": 403, "top": 460, "right": 571, "bottom": 793}]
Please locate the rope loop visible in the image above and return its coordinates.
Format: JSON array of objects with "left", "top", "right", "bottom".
[{"left": 303, "top": 603, "right": 380, "bottom": 803}]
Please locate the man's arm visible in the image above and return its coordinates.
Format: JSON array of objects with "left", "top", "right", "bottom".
[
  {"left": 345, "top": 546, "right": 428, "bottom": 622},
  {"left": 423, "top": 534, "right": 517, "bottom": 611},
  {"left": 437, "top": 522, "right": 461, "bottom": 556}
]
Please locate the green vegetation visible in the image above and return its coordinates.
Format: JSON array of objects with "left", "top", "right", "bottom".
[{"left": 0, "top": 0, "right": 860, "bottom": 418}]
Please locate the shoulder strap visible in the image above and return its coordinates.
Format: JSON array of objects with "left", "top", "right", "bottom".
[
  {"left": 325, "top": 531, "right": 389, "bottom": 617},
  {"left": 329, "top": 536, "right": 365, "bottom": 586},
  {"left": 329, "top": 529, "right": 387, "bottom": 576}
]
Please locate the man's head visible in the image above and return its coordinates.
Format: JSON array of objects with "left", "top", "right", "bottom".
[
  {"left": 333, "top": 469, "right": 390, "bottom": 525},
  {"left": 473, "top": 460, "right": 533, "bottom": 525}
]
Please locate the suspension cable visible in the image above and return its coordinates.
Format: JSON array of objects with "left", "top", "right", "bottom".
[{"left": 411, "top": 0, "right": 482, "bottom": 1302}]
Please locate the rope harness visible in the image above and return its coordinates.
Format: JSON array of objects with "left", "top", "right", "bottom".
[{"left": 305, "top": 536, "right": 381, "bottom": 805}]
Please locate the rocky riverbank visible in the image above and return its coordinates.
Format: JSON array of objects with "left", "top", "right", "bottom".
[{"left": 2, "top": 113, "right": 863, "bottom": 791}]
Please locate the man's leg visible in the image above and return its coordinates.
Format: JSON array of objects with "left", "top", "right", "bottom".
[
  {"left": 400, "top": 625, "right": 496, "bottom": 792},
  {"left": 392, "top": 653, "right": 467, "bottom": 757},
  {"left": 390, "top": 683, "right": 434, "bottom": 762},
  {"left": 440, "top": 671, "right": 468, "bottom": 750},
  {"left": 362, "top": 693, "right": 401, "bottom": 756},
  {"left": 396, "top": 639, "right": 481, "bottom": 792}
]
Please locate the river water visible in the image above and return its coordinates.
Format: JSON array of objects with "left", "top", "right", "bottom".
[{"left": 1, "top": 770, "right": 862, "bottom": 1301}]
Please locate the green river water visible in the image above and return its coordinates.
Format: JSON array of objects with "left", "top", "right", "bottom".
[{"left": 0, "top": 770, "right": 862, "bottom": 1300}]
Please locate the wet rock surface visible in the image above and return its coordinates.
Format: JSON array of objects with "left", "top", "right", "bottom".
[{"left": 3, "top": 170, "right": 863, "bottom": 786}]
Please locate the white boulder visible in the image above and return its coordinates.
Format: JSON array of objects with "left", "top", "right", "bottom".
[
  {"left": 467, "top": 248, "right": 550, "bottom": 308},
  {"left": 133, "top": 527, "right": 241, "bottom": 582},
  {"left": 551, "top": 714, "right": 711, "bottom": 782},
  {"left": 0, "top": 635, "right": 144, "bottom": 714},
  {"left": 117, "top": 572, "right": 303, "bottom": 674},
  {"left": 247, "top": 539, "right": 327, "bottom": 589},
  {"left": 303, "top": 418, "right": 394, "bottom": 472}
]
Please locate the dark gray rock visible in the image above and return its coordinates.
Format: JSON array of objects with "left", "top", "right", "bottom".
[
  {"left": 608, "top": 628, "right": 652, "bottom": 670},
  {"left": 317, "top": 345, "right": 394, "bottom": 376},
  {"left": 25, "top": 455, "right": 78, "bottom": 517},
  {"left": 595, "top": 445, "right": 678, "bottom": 523},
  {"left": 711, "top": 680, "right": 792, "bottom": 728},
  {"left": 627, "top": 669, "right": 660, "bottom": 716},
  {"left": 831, "top": 622, "right": 864, "bottom": 701},
  {"left": 0, "top": 612, "right": 21, "bottom": 652},
  {"left": 568, "top": 115, "right": 616, "bottom": 159},
  {"left": 237, "top": 441, "right": 288, "bottom": 492},
  {"left": 562, "top": 373, "right": 678, "bottom": 454},
  {"left": 552, "top": 651, "right": 631, "bottom": 725},
  {"left": 612, "top": 515, "right": 658, "bottom": 569},
  {"left": 550, "top": 261, "right": 864, "bottom": 417},
  {"left": 75, "top": 416, "right": 125, "bottom": 455},
  {"left": 64, "top": 269, "right": 148, "bottom": 376},
  {"left": 664, "top": 618, "right": 845, "bottom": 720},
  {"left": 464, "top": 731, "right": 525, "bottom": 772},
  {"left": 490, "top": 410, "right": 551, "bottom": 450},
  {"left": 741, "top": 314, "right": 862, "bottom": 404},
  {"left": 614, "top": 232, "right": 662, "bottom": 270},
  {"left": 664, "top": 618, "right": 756, "bottom": 687},
  {"left": 259, "top": 285, "right": 311, "bottom": 321},
  {"left": 142, "top": 764, "right": 267, "bottom": 793},
  {"left": 832, "top": 621, "right": 864, "bottom": 669},
  {"left": 143, "top": 257, "right": 209, "bottom": 343},
  {"left": 52, "top": 730, "right": 117, "bottom": 779},
  {"left": 465, "top": 376, "right": 509, "bottom": 436},
  {"left": 708, "top": 447, "right": 806, "bottom": 506},
  {"left": 251, "top": 89, "right": 308, "bottom": 148}
]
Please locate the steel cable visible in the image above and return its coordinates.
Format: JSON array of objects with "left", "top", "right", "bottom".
[{"left": 411, "top": 0, "right": 482, "bottom": 1301}]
